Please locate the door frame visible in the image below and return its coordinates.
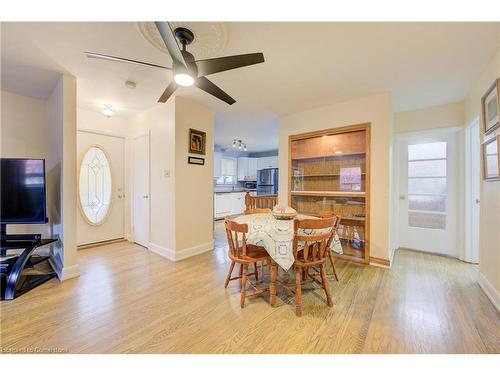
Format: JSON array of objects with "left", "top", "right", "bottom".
[
  {"left": 463, "top": 117, "right": 480, "bottom": 263},
  {"left": 76, "top": 129, "right": 126, "bottom": 246},
  {"left": 131, "top": 132, "right": 151, "bottom": 247},
  {"left": 395, "top": 126, "right": 462, "bottom": 257}
]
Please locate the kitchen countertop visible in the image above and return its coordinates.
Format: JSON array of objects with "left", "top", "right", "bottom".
[{"left": 214, "top": 189, "right": 256, "bottom": 194}]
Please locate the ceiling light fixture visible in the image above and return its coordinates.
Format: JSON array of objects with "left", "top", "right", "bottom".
[
  {"left": 102, "top": 104, "right": 115, "bottom": 118},
  {"left": 125, "top": 80, "right": 137, "bottom": 89},
  {"left": 232, "top": 139, "right": 248, "bottom": 151},
  {"left": 174, "top": 73, "right": 195, "bottom": 87}
]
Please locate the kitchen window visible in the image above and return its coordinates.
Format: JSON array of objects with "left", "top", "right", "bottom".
[{"left": 216, "top": 158, "right": 236, "bottom": 185}]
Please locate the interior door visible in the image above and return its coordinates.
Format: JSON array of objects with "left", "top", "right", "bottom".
[
  {"left": 398, "top": 130, "right": 459, "bottom": 256},
  {"left": 464, "top": 120, "right": 480, "bottom": 263},
  {"left": 133, "top": 134, "right": 150, "bottom": 247},
  {"left": 77, "top": 131, "right": 125, "bottom": 246}
]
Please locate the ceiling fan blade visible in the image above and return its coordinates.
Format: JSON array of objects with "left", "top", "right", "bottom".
[
  {"left": 195, "top": 77, "right": 235, "bottom": 105},
  {"left": 195, "top": 53, "right": 264, "bottom": 76},
  {"left": 158, "top": 81, "right": 178, "bottom": 103},
  {"left": 85, "top": 52, "right": 172, "bottom": 70},
  {"left": 154, "top": 22, "right": 187, "bottom": 68}
]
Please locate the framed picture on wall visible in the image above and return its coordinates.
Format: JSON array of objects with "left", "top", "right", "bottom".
[
  {"left": 482, "top": 134, "right": 499, "bottom": 181},
  {"left": 481, "top": 78, "right": 500, "bottom": 135},
  {"left": 189, "top": 128, "right": 206, "bottom": 155}
]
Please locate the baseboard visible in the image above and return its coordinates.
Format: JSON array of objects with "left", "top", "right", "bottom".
[
  {"left": 175, "top": 240, "right": 214, "bottom": 261},
  {"left": 58, "top": 264, "right": 80, "bottom": 281},
  {"left": 369, "top": 256, "right": 391, "bottom": 268},
  {"left": 148, "top": 242, "right": 175, "bottom": 261},
  {"left": 478, "top": 272, "right": 500, "bottom": 312},
  {"left": 148, "top": 241, "right": 214, "bottom": 262}
]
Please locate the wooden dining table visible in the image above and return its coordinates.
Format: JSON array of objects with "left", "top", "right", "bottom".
[{"left": 233, "top": 213, "right": 343, "bottom": 305}]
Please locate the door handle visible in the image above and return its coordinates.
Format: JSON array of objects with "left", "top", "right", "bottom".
[
  {"left": 475, "top": 199, "right": 480, "bottom": 204},
  {"left": 400, "top": 195, "right": 406, "bottom": 200},
  {"left": 143, "top": 195, "right": 149, "bottom": 199}
]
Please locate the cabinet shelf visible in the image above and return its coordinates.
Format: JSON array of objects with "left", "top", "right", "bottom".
[
  {"left": 291, "top": 152, "right": 366, "bottom": 161},
  {"left": 291, "top": 190, "right": 366, "bottom": 198}
]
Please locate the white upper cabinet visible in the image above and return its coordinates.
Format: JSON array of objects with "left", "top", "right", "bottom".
[
  {"left": 237, "top": 157, "right": 259, "bottom": 181},
  {"left": 237, "top": 157, "right": 249, "bottom": 181},
  {"left": 248, "top": 158, "right": 258, "bottom": 179},
  {"left": 257, "top": 156, "right": 278, "bottom": 170}
]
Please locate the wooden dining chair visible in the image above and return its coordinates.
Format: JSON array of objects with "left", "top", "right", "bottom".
[
  {"left": 244, "top": 208, "right": 272, "bottom": 215},
  {"left": 244, "top": 192, "right": 277, "bottom": 211},
  {"left": 317, "top": 211, "right": 341, "bottom": 281},
  {"left": 292, "top": 217, "right": 336, "bottom": 317},
  {"left": 224, "top": 218, "right": 271, "bottom": 308}
]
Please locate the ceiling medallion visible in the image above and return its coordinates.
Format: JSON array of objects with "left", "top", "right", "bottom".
[{"left": 137, "top": 22, "right": 228, "bottom": 60}]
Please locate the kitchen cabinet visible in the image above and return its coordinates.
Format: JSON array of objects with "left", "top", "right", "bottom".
[
  {"left": 237, "top": 157, "right": 274, "bottom": 181},
  {"left": 237, "top": 157, "right": 249, "bottom": 181},
  {"left": 248, "top": 158, "right": 258, "bottom": 179},
  {"left": 237, "top": 157, "right": 258, "bottom": 181},
  {"left": 257, "top": 156, "right": 278, "bottom": 170},
  {"left": 231, "top": 192, "right": 246, "bottom": 214},
  {"left": 214, "top": 192, "right": 247, "bottom": 218},
  {"left": 214, "top": 193, "right": 233, "bottom": 218}
]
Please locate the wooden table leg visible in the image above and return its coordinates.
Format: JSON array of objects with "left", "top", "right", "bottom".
[{"left": 270, "top": 260, "right": 277, "bottom": 306}]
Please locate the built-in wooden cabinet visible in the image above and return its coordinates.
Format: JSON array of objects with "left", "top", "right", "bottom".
[{"left": 289, "top": 123, "right": 370, "bottom": 263}]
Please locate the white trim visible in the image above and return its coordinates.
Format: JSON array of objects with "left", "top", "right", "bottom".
[
  {"left": 478, "top": 272, "right": 500, "bottom": 312},
  {"left": 77, "top": 128, "right": 126, "bottom": 139},
  {"left": 148, "top": 242, "right": 175, "bottom": 261},
  {"left": 175, "top": 240, "right": 214, "bottom": 261},
  {"left": 148, "top": 241, "right": 214, "bottom": 262},
  {"left": 58, "top": 264, "right": 81, "bottom": 281}
]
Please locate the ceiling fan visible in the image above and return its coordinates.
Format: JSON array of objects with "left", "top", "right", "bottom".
[{"left": 85, "top": 22, "right": 265, "bottom": 105}]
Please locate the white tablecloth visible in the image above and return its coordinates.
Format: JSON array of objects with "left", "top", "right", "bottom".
[{"left": 234, "top": 213, "right": 343, "bottom": 271}]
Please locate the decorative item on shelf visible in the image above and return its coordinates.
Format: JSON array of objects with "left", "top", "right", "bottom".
[
  {"left": 482, "top": 134, "right": 499, "bottom": 181},
  {"left": 188, "top": 156, "right": 205, "bottom": 165},
  {"left": 272, "top": 205, "right": 297, "bottom": 220},
  {"left": 232, "top": 139, "right": 247, "bottom": 151},
  {"left": 481, "top": 78, "right": 500, "bottom": 135},
  {"left": 189, "top": 128, "right": 206, "bottom": 155}
]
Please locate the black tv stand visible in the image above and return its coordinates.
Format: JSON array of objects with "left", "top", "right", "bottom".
[{"left": 1, "top": 237, "right": 58, "bottom": 300}]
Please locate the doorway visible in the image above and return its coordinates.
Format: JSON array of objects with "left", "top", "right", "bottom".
[
  {"left": 397, "top": 128, "right": 460, "bottom": 256},
  {"left": 132, "top": 133, "right": 150, "bottom": 248},
  {"left": 77, "top": 130, "right": 125, "bottom": 246},
  {"left": 463, "top": 118, "right": 480, "bottom": 263}
]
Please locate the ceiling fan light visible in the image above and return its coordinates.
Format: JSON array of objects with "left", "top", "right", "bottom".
[{"left": 174, "top": 73, "right": 194, "bottom": 87}]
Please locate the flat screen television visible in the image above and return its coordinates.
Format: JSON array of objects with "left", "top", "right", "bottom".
[{"left": 1, "top": 158, "right": 47, "bottom": 226}]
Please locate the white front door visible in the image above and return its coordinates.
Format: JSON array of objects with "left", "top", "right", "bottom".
[
  {"left": 132, "top": 134, "right": 150, "bottom": 247},
  {"left": 398, "top": 129, "right": 459, "bottom": 256},
  {"left": 77, "top": 131, "right": 125, "bottom": 246}
]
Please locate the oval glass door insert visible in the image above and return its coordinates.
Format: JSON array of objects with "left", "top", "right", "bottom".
[{"left": 79, "top": 146, "right": 112, "bottom": 225}]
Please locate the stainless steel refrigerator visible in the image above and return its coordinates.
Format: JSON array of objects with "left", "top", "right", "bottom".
[{"left": 257, "top": 168, "right": 278, "bottom": 195}]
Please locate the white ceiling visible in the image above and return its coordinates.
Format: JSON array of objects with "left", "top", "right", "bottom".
[{"left": 2, "top": 22, "right": 499, "bottom": 150}]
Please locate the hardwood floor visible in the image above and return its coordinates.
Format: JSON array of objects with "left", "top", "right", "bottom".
[{"left": 1, "top": 225, "right": 498, "bottom": 354}]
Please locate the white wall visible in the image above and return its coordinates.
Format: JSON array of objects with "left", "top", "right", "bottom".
[
  {"left": 1, "top": 74, "right": 79, "bottom": 280},
  {"left": 47, "top": 75, "right": 79, "bottom": 279},
  {"left": 394, "top": 101, "right": 465, "bottom": 133},
  {"left": 278, "top": 93, "right": 393, "bottom": 262},
  {"left": 128, "top": 96, "right": 214, "bottom": 261},
  {"left": 130, "top": 101, "right": 176, "bottom": 253},
  {"left": 174, "top": 96, "right": 214, "bottom": 255},
  {"left": 464, "top": 48, "right": 500, "bottom": 308}
]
